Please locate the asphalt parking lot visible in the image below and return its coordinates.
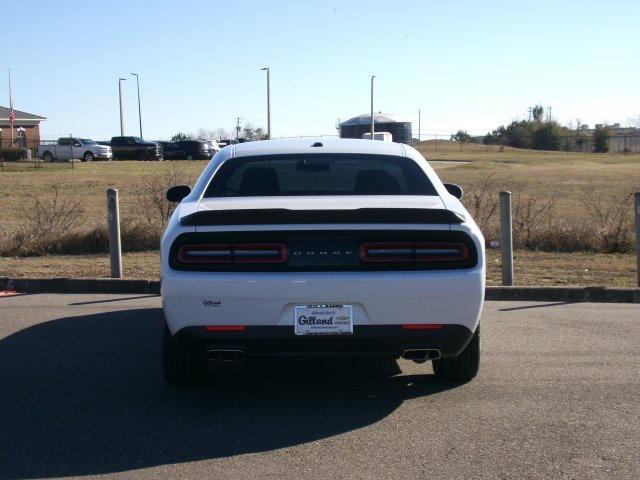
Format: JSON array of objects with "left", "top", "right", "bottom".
[{"left": 0, "top": 294, "right": 638, "bottom": 479}]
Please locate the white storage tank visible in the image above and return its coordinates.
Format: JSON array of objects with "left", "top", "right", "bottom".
[{"left": 362, "top": 132, "right": 393, "bottom": 142}]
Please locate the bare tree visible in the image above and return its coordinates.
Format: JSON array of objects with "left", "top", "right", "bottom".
[
  {"left": 192, "top": 128, "right": 216, "bottom": 140},
  {"left": 212, "top": 127, "right": 232, "bottom": 140},
  {"left": 242, "top": 123, "right": 266, "bottom": 140},
  {"left": 192, "top": 127, "right": 233, "bottom": 140},
  {"left": 626, "top": 116, "right": 640, "bottom": 128}
]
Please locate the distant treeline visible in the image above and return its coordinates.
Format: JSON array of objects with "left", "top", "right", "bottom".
[{"left": 451, "top": 105, "right": 611, "bottom": 152}]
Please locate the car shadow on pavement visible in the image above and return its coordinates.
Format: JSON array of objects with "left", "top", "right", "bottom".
[{"left": 0, "top": 308, "right": 458, "bottom": 479}]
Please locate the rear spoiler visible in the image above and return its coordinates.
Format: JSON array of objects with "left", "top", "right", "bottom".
[{"left": 181, "top": 208, "right": 465, "bottom": 226}]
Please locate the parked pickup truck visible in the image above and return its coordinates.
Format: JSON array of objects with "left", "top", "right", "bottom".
[
  {"left": 38, "top": 138, "right": 112, "bottom": 162},
  {"left": 110, "top": 136, "right": 163, "bottom": 160}
]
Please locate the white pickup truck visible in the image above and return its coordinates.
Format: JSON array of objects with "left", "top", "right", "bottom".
[{"left": 38, "top": 138, "right": 112, "bottom": 162}]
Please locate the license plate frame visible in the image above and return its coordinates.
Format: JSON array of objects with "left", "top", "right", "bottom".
[{"left": 294, "top": 304, "right": 353, "bottom": 336}]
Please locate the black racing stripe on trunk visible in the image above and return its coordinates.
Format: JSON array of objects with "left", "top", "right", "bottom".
[{"left": 180, "top": 208, "right": 465, "bottom": 226}]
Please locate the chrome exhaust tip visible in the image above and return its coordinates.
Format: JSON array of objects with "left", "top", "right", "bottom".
[
  {"left": 401, "top": 349, "right": 441, "bottom": 363},
  {"left": 207, "top": 349, "right": 246, "bottom": 362}
]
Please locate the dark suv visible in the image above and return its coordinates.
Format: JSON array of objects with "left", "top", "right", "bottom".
[
  {"left": 163, "top": 140, "right": 212, "bottom": 160},
  {"left": 110, "top": 136, "right": 163, "bottom": 161}
]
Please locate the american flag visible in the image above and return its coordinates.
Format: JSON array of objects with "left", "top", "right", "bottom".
[{"left": 8, "top": 69, "right": 16, "bottom": 127}]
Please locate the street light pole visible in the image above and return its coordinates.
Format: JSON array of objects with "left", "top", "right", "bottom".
[
  {"left": 131, "top": 73, "right": 142, "bottom": 138},
  {"left": 260, "top": 67, "right": 271, "bottom": 139},
  {"left": 118, "top": 78, "right": 127, "bottom": 136},
  {"left": 370, "top": 75, "right": 376, "bottom": 139}
]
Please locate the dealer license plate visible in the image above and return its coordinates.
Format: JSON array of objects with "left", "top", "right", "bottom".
[{"left": 294, "top": 304, "right": 353, "bottom": 335}]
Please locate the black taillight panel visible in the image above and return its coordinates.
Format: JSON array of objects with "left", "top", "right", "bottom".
[
  {"left": 176, "top": 243, "right": 287, "bottom": 266},
  {"left": 169, "top": 231, "right": 478, "bottom": 272},
  {"left": 360, "top": 241, "right": 470, "bottom": 264}
]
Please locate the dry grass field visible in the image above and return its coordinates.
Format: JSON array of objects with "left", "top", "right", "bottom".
[
  {"left": 1, "top": 142, "right": 639, "bottom": 285},
  {"left": 2, "top": 142, "right": 639, "bottom": 230},
  {"left": 418, "top": 141, "right": 640, "bottom": 216}
]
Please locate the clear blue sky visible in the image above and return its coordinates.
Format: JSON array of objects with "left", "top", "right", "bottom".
[{"left": 3, "top": 0, "right": 639, "bottom": 140}]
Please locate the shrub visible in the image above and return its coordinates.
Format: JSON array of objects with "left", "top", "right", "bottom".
[
  {"left": 531, "top": 122, "right": 564, "bottom": 151},
  {"left": 132, "top": 165, "right": 190, "bottom": 236},
  {"left": 581, "top": 192, "right": 634, "bottom": 252},
  {"left": 512, "top": 194, "right": 556, "bottom": 248},
  {"left": 0, "top": 148, "right": 27, "bottom": 162},
  {"left": 450, "top": 130, "right": 476, "bottom": 143},
  {"left": 463, "top": 176, "right": 500, "bottom": 240},
  {"left": 593, "top": 125, "right": 610, "bottom": 153},
  {"left": 11, "top": 185, "right": 84, "bottom": 254}
]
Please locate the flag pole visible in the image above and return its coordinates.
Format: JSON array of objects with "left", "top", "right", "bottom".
[{"left": 9, "top": 68, "right": 14, "bottom": 146}]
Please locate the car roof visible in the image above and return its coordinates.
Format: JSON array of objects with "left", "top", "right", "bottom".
[{"left": 230, "top": 137, "right": 405, "bottom": 158}]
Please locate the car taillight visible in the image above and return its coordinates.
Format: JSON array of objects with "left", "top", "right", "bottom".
[
  {"left": 232, "top": 243, "right": 288, "bottom": 263},
  {"left": 177, "top": 243, "right": 287, "bottom": 265},
  {"left": 414, "top": 242, "right": 469, "bottom": 262},
  {"left": 359, "top": 242, "right": 469, "bottom": 263},
  {"left": 358, "top": 242, "right": 414, "bottom": 262}
]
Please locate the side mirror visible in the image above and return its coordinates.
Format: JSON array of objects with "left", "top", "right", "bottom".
[
  {"left": 444, "top": 183, "right": 464, "bottom": 200},
  {"left": 166, "top": 185, "right": 191, "bottom": 203}
]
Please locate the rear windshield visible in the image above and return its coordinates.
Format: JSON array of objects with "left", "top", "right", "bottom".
[{"left": 204, "top": 154, "right": 437, "bottom": 197}]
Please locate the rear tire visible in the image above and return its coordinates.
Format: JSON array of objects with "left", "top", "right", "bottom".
[
  {"left": 163, "top": 324, "right": 206, "bottom": 386},
  {"left": 42, "top": 151, "right": 54, "bottom": 162},
  {"left": 432, "top": 325, "right": 480, "bottom": 382}
]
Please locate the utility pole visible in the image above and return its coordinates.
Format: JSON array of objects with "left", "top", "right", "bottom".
[
  {"left": 527, "top": 107, "right": 533, "bottom": 122},
  {"left": 118, "top": 78, "right": 127, "bottom": 136},
  {"left": 235, "top": 117, "right": 242, "bottom": 140},
  {"left": 260, "top": 67, "right": 271, "bottom": 139},
  {"left": 370, "top": 75, "right": 376, "bottom": 139},
  {"left": 131, "top": 73, "right": 143, "bottom": 138},
  {"left": 418, "top": 108, "right": 421, "bottom": 142}
]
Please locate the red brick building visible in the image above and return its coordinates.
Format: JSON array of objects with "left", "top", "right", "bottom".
[{"left": 0, "top": 106, "right": 46, "bottom": 149}]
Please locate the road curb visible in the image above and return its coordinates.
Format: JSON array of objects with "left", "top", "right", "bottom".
[
  {"left": 0, "top": 277, "right": 160, "bottom": 295},
  {"left": 1, "top": 277, "right": 639, "bottom": 303},
  {"left": 485, "top": 286, "right": 640, "bottom": 303}
]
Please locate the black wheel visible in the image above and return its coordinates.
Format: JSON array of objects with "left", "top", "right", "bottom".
[
  {"left": 42, "top": 151, "right": 54, "bottom": 162},
  {"left": 432, "top": 325, "right": 480, "bottom": 383},
  {"left": 163, "top": 323, "right": 206, "bottom": 386},
  {"left": 186, "top": 154, "right": 193, "bottom": 161},
  {"left": 82, "top": 152, "right": 94, "bottom": 162}
]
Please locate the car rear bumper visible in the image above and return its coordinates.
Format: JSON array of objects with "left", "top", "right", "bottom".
[
  {"left": 173, "top": 324, "right": 475, "bottom": 361},
  {"left": 162, "top": 269, "right": 485, "bottom": 334}
]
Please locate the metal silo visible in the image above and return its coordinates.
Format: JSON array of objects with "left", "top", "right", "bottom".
[{"left": 339, "top": 113, "right": 412, "bottom": 144}]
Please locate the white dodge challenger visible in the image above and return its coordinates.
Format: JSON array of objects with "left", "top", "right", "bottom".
[{"left": 161, "top": 138, "right": 485, "bottom": 385}]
